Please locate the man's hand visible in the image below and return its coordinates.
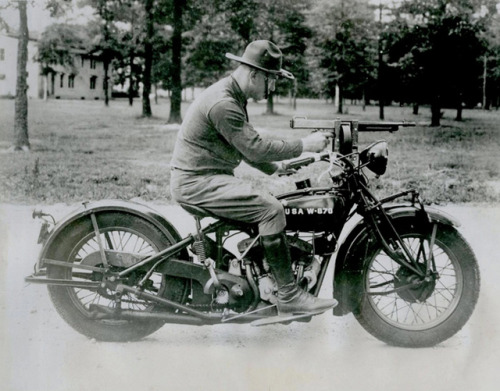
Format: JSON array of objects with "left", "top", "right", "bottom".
[
  {"left": 274, "top": 162, "right": 297, "bottom": 176},
  {"left": 301, "top": 131, "right": 331, "bottom": 153}
]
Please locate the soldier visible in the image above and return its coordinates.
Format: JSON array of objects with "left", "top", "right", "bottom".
[{"left": 170, "top": 40, "right": 337, "bottom": 316}]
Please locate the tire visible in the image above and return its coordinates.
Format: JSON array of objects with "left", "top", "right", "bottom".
[
  {"left": 47, "top": 212, "right": 188, "bottom": 342},
  {"left": 353, "top": 219, "right": 480, "bottom": 347}
]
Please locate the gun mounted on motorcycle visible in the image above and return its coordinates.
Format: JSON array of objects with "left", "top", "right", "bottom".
[{"left": 25, "top": 118, "right": 480, "bottom": 348}]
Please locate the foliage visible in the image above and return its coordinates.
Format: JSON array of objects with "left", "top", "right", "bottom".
[
  {"left": 305, "top": 0, "right": 377, "bottom": 110},
  {"left": 388, "top": 0, "right": 495, "bottom": 124},
  {"left": 9, "top": 0, "right": 500, "bottom": 123},
  {"left": 36, "top": 23, "right": 87, "bottom": 74}
]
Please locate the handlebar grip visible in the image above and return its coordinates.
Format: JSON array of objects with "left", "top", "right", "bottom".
[
  {"left": 282, "top": 153, "right": 329, "bottom": 170},
  {"left": 282, "top": 156, "right": 316, "bottom": 170}
]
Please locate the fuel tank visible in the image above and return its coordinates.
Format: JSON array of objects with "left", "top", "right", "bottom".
[{"left": 278, "top": 188, "right": 348, "bottom": 232}]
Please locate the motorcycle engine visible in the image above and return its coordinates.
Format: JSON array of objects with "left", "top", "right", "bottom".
[
  {"left": 237, "top": 234, "right": 321, "bottom": 299},
  {"left": 237, "top": 235, "right": 313, "bottom": 273}
]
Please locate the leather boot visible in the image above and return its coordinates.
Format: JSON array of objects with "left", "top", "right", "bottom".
[{"left": 261, "top": 232, "right": 338, "bottom": 315}]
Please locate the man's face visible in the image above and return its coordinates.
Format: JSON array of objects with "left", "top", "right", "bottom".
[{"left": 250, "top": 71, "right": 277, "bottom": 101}]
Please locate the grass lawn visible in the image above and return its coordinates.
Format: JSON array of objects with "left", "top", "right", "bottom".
[{"left": 0, "top": 97, "right": 499, "bottom": 205}]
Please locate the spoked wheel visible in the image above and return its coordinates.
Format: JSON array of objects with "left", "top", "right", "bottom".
[
  {"left": 47, "top": 212, "right": 188, "bottom": 341},
  {"left": 354, "top": 219, "right": 480, "bottom": 347}
]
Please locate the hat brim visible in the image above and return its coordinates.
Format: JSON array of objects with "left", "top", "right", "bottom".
[{"left": 225, "top": 53, "right": 294, "bottom": 80}]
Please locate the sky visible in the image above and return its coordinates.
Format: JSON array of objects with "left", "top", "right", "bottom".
[{"left": 0, "top": 1, "right": 94, "bottom": 34}]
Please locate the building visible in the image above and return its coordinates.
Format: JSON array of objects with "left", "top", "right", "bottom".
[
  {"left": 0, "top": 31, "right": 106, "bottom": 100},
  {"left": 46, "top": 49, "right": 106, "bottom": 100}
]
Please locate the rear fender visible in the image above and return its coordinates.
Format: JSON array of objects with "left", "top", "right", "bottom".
[
  {"left": 36, "top": 200, "right": 185, "bottom": 272},
  {"left": 332, "top": 204, "right": 460, "bottom": 316}
]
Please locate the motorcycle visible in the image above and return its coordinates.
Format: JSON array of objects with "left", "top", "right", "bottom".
[{"left": 25, "top": 118, "right": 480, "bottom": 347}]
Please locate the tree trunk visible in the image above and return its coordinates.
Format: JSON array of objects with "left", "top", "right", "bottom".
[
  {"left": 336, "top": 84, "right": 343, "bottom": 114},
  {"left": 43, "top": 74, "right": 48, "bottom": 101},
  {"left": 14, "top": 0, "right": 30, "bottom": 151},
  {"left": 266, "top": 92, "right": 274, "bottom": 114},
  {"left": 482, "top": 54, "right": 487, "bottom": 110},
  {"left": 455, "top": 94, "right": 463, "bottom": 121},
  {"left": 168, "top": 0, "right": 184, "bottom": 124},
  {"left": 128, "top": 53, "right": 134, "bottom": 106},
  {"left": 378, "top": 40, "right": 384, "bottom": 120},
  {"left": 103, "top": 57, "right": 110, "bottom": 106},
  {"left": 378, "top": 97, "right": 384, "bottom": 119},
  {"left": 141, "top": 0, "right": 154, "bottom": 117},
  {"left": 430, "top": 96, "right": 441, "bottom": 127},
  {"left": 292, "top": 79, "right": 297, "bottom": 111}
]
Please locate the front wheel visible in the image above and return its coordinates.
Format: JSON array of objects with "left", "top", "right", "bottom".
[{"left": 354, "top": 220, "right": 480, "bottom": 347}]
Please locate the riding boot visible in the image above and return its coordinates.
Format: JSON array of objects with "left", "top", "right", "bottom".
[{"left": 260, "top": 232, "right": 338, "bottom": 315}]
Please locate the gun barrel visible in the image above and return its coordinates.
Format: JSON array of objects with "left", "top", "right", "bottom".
[
  {"left": 358, "top": 121, "right": 416, "bottom": 132},
  {"left": 290, "top": 117, "right": 416, "bottom": 132}
]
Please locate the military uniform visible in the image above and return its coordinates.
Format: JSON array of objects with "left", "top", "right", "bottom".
[
  {"left": 170, "top": 75, "right": 303, "bottom": 235},
  {"left": 170, "top": 40, "right": 337, "bottom": 316}
]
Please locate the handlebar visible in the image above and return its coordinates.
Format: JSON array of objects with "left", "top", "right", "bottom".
[{"left": 282, "top": 152, "right": 330, "bottom": 171}]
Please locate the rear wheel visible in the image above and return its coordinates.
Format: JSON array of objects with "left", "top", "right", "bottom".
[
  {"left": 354, "top": 220, "right": 480, "bottom": 347},
  {"left": 47, "top": 212, "right": 188, "bottom": 341}
]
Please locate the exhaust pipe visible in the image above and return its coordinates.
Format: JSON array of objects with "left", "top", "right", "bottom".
[{"left": 89, "top": 304, "right": 272, "bottom": 325}]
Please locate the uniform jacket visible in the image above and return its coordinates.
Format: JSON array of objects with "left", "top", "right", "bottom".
[{"left": 170, "top": 76, "right": 303, "bottom": 175}]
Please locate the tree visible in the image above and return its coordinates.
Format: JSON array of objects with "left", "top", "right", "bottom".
[
  {"left": 306, "top": 0, "right": 377, "bottom": 114},
  {"left": 167, "top": 0, "right": 185, "bottom": 123},
  {"left": 393, "top": 0, "right": 495, "bottom": 125},
  {"left": 106, "top": 0, "right": 146, "bottom": 106},
  {"left": 2, "top": 0, "right": 73, "bottom": 151},
  {"left": 256, "top": 0, "right": 312, "bottom": 114},
  {"left": 182, "top": 0, "right": 254, "bottom": 90},
  {"left": 81, "top": 0, "right": 128, "bottom": 107},
  {"left": 36, "top": 23, "right": 85, "bottom": 100},
  {"left": 14, "top": 0, "right": 30, "bottom": 151},
  {"left": 140, "top": 0, "right": 155, "bottom": 117},
  {"left": 182, "top": 0, "right": 310, "bottom": 115},
  {"left": 276, "top": 3, "right": 312, "bottom": 110}
]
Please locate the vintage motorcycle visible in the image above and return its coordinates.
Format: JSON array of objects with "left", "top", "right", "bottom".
[{"left": 25, "top": 118, "right": 480, "bottom": 347}]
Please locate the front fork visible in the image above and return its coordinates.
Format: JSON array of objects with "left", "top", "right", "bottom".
[{"left": 360, "top": 189, "right": 438, "bottom": 279}]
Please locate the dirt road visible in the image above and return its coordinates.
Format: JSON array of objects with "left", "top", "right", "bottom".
[{"left": 1, "top": 203, "right": 499, "bottom": 391}]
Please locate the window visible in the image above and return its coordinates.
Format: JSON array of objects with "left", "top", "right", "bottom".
[
  {"left": 90, "top": 59, "right": 96, "bottom": 69},
  {"left": 60, "top": 74, "right": 65, "bottom": 88},
  {"left": 81, "top": 56, "right": 85, "bottom": 67},
  {"left": 0, "top": 48, "right": 5, "bottom": 61},
  {"left": 90, "top": 76, "right": 97, "bottom": 90},
  {"left": 68, "top": 75, "right": 75, "bottom": 88}
]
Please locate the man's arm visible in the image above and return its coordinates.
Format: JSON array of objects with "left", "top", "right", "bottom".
[{"left": 210, "top": 101, "right": 303, "bottom": 163}]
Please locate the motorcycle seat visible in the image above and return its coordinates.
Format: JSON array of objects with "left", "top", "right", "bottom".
[
  {"left": 177, "top": 202, "right": 254, "bottom": 230},
  {"left": 178, "top": 202, "right": 219, "bottom": 220}
]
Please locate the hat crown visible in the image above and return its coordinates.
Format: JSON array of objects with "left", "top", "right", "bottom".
[
  {"left": 241, "top": 40, "right": 282, "bottom": 73},
  {"left": 225, "top": 40, "right": 294, "bottom": 79}
]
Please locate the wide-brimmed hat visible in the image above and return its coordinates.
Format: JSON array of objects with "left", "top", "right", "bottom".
[{"left": 226, "top": 40, "right": 294, "bottom": 80}]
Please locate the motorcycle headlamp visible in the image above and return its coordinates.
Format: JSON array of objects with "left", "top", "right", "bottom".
[{"left": 359, "top": 141, "right": 389, "bottom": 176}]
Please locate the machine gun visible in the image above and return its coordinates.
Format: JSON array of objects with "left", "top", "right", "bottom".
[{"left": 290, "top": 117, "right": 416, "bottom": 155}]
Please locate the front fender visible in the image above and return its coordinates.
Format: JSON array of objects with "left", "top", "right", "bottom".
[
  {"left": 332, "top": 204, "right": 460, "bottom": 316},
  {"left": 36, "top": 199, "right": 184, "bottom": 272}
]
